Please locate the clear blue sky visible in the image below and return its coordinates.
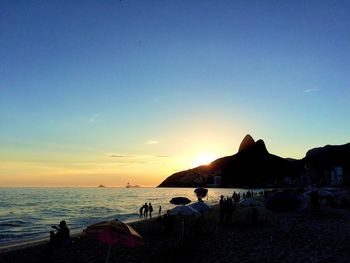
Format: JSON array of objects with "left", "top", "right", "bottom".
[{"left": 1, "top": 1, "right": 349, "bottom": 186}]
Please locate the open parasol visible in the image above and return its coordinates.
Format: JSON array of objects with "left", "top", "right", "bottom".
[
  {"left": 85, "top": 219, "right": 143, "bottom": 263},
  {"left": 170, "top": 197, "right": 191, "bottom": 205}
]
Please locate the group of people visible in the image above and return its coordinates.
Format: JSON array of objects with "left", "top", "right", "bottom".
[
  {"left": 139, "top": 202, "right": 154, "bottom": 218},
  {"left": 232, "top": 190, "right": 259, "bottom": 203},
  {"left": 219, "top": 195, "right": 235, "bottom": 225},
  {"left": 220, "top": 191, "right": 260, "bottom": 225}
]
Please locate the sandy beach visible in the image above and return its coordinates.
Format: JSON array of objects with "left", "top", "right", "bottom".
[{"left": 1, "top": 204, "right": 350, "bottom": 263}]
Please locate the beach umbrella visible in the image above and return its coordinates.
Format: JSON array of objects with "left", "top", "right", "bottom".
[
  {"left": 194, "top": 187, "right": 208, "bottom": 198},
  {"left": 189, "top": 201, "right": 212, "bottom": 213},
  {"left": 239, "top": 198, "right": 259, "bottom": 207},
  {"left": 168, "top": 206, "right": 200, "bottom": 238},
  {"left": 170, "top": 197, "right": 191, "bottom": 205},
  {"left": 85, "top": 219, "right": 143, "bottom": 263},
  {"left": 168, "top": 205, "right": 201, "bottom": 216}
]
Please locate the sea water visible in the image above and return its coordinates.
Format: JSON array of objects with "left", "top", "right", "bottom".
[{"left": 0, "top": 187, "right": 250, "bottom": 244}]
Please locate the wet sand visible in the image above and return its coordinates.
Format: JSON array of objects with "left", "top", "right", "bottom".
[{"left": 1, "top": 205, "right": 350, "bottom": 263}]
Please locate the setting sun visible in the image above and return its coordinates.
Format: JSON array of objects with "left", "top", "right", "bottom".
[{"left": 192, "top": 153, "right": 217, "bottom": 167}]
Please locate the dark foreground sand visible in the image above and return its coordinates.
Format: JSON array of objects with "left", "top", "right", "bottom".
[{"left": 2, "top": 205, "right": 350, "bottom": 263}]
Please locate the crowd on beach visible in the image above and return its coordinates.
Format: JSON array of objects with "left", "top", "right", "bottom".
[
  {"left": 4, "top": 188, "right": 350, "bottom": 263},
  {"left": 219, "top": 190, "right": 260, "bottom": 225}
]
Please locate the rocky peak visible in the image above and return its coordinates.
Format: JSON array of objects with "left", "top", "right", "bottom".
[{"left": 238, "top": 134, "right": 255, "bottom": 152}]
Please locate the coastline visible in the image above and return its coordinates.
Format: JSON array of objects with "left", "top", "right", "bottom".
[
  {"left": 0, "top": 213, "right": 164, "bottom": 254},
  {"left": 2, "top": 204, "right": 350, "bottom": 262}
]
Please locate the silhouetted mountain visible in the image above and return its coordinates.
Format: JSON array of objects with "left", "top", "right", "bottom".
[
  {"left": 158, "top": 135, "right": 350, "bottom": 188},
  {"left": 304, "top": 143, "right": 350, "bottom": 173},
  {"left": 158, "top": 135, "right": 304, "bottom": 188}
]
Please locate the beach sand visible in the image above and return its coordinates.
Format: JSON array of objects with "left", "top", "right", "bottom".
[{"left": 1, "top": 205, "right": 350, "bottom": 263}]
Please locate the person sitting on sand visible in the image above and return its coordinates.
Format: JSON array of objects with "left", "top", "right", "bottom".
[{"left": 50, "top": 220, "right": 70, "bottom": 244}]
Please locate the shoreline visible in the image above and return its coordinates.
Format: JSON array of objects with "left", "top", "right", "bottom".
[
  {"left": 0, "top": 213, "right": 164, "bottom": 253},
  {"left": 3, "top": 198, "right": 350, "bottom": 262}
]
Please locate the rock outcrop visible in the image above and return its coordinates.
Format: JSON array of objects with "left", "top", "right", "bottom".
[
  {"left": 304, "top": 143, "right": 350, "bottom": 173},
  {"left": 238, "top": 134, "right": 255, "bottom": 152}
]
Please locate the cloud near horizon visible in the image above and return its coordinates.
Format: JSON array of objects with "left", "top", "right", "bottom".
[
  {"left": 109, "top": 154, "right": 170, "bottom": 159},
  {"left": 146, "top": 140, "right": 159, "bottom": 144},
  {"left": 110, "top": 154, "right": 135, "bottom": 158},
  {"left": 88, "top": 114, "right": 99, "bottom": 123},
  {"left": 304, "top": 88, "right": 320, "bottom": 93}
]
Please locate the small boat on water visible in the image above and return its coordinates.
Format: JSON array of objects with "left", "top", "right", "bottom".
[{"left": 126, "top": 182, "right": 140, "bottom": 188}]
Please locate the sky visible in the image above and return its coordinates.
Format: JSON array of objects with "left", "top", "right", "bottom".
[{"left": 1, "top": 0, "right": 350, "bottom": 187}]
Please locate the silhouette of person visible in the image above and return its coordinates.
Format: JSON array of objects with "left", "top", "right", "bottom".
[
  {"left": 219, "top": 195, "right": 225, "bottom": 224},
  {"left": 143, "top": 203, "right": 149, "bottom": 217},
  {"left": 247, "top": 191, "right": 252, "bottom": 198},
  {"left": 50, "top": 220, "right": 70, "bottom": 244},
  {"left": 159, "top": 205, "right": 162, "bottom": 215},
  {"left": 148, "top": 203, "right": 153, "bottom": 218},
  {"left": 139, "top": 204, "right": 144, "bottom": 218}
]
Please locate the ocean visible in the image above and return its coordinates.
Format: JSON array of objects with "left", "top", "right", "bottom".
[{"left": 0, "top": 187, "right": 251, "bottom": 244}]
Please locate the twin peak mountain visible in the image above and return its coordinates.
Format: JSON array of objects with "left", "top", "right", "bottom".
[{"left": 158, "top": 134, "right": 350, "bottom": 188}]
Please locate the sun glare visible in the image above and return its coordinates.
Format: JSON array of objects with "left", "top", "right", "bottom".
[{"left": 192, "top": 154, "right": 217, "bottom": 167}]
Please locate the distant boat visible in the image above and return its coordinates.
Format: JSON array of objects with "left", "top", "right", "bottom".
[
  {"left": 98, "top": 185, "right": 106, "bottom": 188},
  {"left": 126, "top": 182, "right": 140, "bottom": 188}
]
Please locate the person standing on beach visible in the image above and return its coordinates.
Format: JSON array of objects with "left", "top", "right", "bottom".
[
  {"left": 148, "top": 203, "right": 153, "bottom": 218},
  {"left": 159, "top": 205, "right": 162, "bottom": 215},
  {"left": 219, "top": 195, "right": 225, "bottom": 224},
  {"left": 139, "top": 205, "right": 144, "bottom": 218},
  {"left": 143, "top": 203, "right": 149, "bottom": 218}
]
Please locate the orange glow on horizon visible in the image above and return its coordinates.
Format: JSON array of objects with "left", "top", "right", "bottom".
[{"left": 191, "top": 153, "right": 217, "bottom": 168}]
